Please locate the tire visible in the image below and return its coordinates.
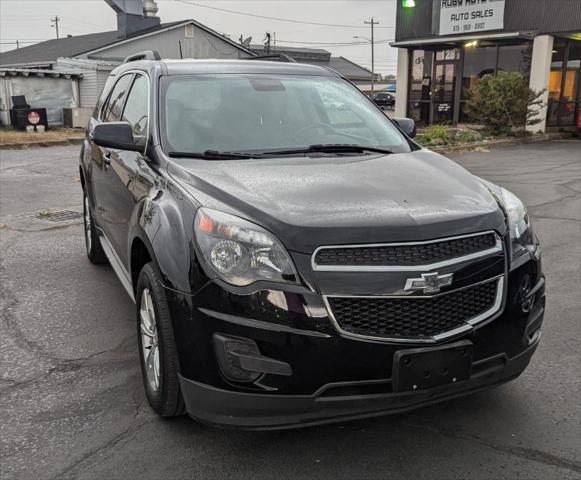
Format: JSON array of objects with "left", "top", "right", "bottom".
[
  {"left": 136, "top": 262, "right": 185, "bottom": 417},
  {"left": 83, "top": 190, "right": 108, "bottom": 265}
]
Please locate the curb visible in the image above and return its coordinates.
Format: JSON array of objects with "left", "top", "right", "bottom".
[
  {"left": 0, "top": 137, "right": 84, "bottom": 150},
  {"left": 430, "top": 132, "right": 575, "bottom": 154}
]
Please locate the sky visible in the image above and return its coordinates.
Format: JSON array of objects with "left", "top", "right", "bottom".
[{"left": 0, "top": 0, "right": 399, "bottom": 76}]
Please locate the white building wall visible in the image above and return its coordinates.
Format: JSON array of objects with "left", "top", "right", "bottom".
[
  {"left": 527, "top": 35, "right": 554, "bottom": 133},
  {"left": 394, "top": 48, "right": 410, "bottom": 118},
  {"left": 84, "top": 23, "right": 251, "bottom": 61}
]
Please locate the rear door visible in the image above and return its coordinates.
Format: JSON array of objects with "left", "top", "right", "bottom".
[{"left": 89, "top": 73, "right": 134, "bottom": 260}]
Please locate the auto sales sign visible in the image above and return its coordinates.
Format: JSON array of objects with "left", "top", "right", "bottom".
[{"left": 439, "top": 0, "right": 505, "bottom": 36}]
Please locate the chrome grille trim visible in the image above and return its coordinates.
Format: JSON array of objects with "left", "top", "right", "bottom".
[
  {"left": 323, "top": 275, "right": 505, "bottom": 344},
  {"left": 311, "top": 231, "right": 503, "bottom": 272}
]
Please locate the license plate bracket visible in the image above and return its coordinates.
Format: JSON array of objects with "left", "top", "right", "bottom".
[{"left": 392, "top": 340, "right": 473, "bottom": 392}]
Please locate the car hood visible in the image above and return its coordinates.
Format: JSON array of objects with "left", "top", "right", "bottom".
[{"left": 168, "top": 149, "right": 505, "bottom": 253}]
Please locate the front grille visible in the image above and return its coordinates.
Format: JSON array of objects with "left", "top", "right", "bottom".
[
  {"left": 314, "top": 232, "right": 497, "bottom": 267},
  {"left": 327, "top": 279, "right": 498, "bottom": 340}
]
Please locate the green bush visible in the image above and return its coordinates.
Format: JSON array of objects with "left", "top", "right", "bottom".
[
  {"left": 463, "top": 72, "right": 544, "bottom": 134},
  {"left": 455, "top": 130, "right": 480, "bottom": 143},
  {"left": 415, "top": 124, "right": 450, "bottom": 146}
]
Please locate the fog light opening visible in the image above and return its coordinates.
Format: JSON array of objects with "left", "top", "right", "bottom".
[
  {"left": 213, "top": 333, "right": 292, "bottom": 383},
  {"left": 517, "top": 274, "right": 535, "bottom": 314},
  {"left": 526, "top": 327, "right": 542, "bottom": 346}
]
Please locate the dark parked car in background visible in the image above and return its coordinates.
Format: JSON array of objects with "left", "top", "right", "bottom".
[
  {"left": 370, "top": 91, "right": 395, "bottom": 110},
  {"left": 80, "top": 51, "right": 545, "bottom": 429}
]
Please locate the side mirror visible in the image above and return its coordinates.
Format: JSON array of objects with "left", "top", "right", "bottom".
[
  {"left": 393, "top": 117, "right": 416, "bottom": 138},
  {"left": 92, "top": 122, "right": 145, "bottom": 152}
]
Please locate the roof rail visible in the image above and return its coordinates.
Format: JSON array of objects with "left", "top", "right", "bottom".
[
  {"left": 245, "top": 53, "right": 297, "bottom": 63},
  {"left": 123, "top": 50, "right": 161, "bottom": 63}
]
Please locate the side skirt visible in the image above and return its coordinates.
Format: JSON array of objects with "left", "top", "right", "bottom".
[{"left": 98, "top": 231, "right": 136, "bottom": 303}]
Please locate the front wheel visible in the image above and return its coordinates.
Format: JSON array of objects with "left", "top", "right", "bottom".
[{"left": 136, "top": 263, "right": 185, "bottom": 417}]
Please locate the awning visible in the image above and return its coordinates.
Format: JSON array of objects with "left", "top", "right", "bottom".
[
  {"left": 390, "top": 31, "right": 534, "bottom": 48},
  {"left": 0, "top": 68, "right": 83, "bottom": 79}
]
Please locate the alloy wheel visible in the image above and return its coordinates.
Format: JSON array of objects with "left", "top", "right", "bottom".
[
  {"left": 83, "top": 195, "right": 92, "bottom": 252},
  {"left": 140, "top": 288, "right": 161, "bottom": 392}
]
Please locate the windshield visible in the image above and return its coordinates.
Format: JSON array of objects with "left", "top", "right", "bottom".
[{"left": 160, "top": 74, "right": 413, "bottom": 156}]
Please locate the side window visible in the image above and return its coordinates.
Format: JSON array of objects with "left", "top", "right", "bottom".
[
  {"left": 95, "top": 74, "right": 117, "bottom": 119},
  {"left": 122, "top": 75, "right": 149, "bottom": 136},
  {"left": 102, "top": 74, "right": 134, "bottom": 123}
]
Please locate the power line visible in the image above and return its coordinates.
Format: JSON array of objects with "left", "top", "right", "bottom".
[
  {"left": 172, "top": 0, "right": 396, "bottom": 29},
  {"left": 275, "top": 39, "right": 393, "bottom": 46}
]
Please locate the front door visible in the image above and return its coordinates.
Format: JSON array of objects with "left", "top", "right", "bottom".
[
  {"left": 100, "top": 73, "right": 150, "bottom": 268},
  {"left": 91, "top": 73, "right": 134, "bottom": 245}
]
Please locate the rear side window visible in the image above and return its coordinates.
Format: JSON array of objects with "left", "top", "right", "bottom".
[
  {"left": 122, "top": 75, "right": 149, "bottom": 136},
  {"left": 102, "top": 74, "right": 134, "bottom": 122},
  {"left": 94, "top": 74, "right": 117, "bottom": 118}
]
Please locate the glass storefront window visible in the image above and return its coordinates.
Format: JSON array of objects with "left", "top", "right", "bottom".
[
  {"left": 436, "top": 49, "right": 459, "bottom": 61},
  {"left": 461, "top": 45, "right": 497, "bottom": 99},
  {"left": 408, "top": 49, "right": 433, "bottom": 124},
  {"left": 409, "top": 50, "right": 433, "bottom": 102},
  {"left": 549, "top": 71, "right": 563, "bottom": 101},
  {"left": 497, "top": 44, "right": 532, "bottom": 81},
  {"left": 547, "top": 39, "right": 581, "bottom": 127},
  {"left": 551, "top": 39, "right": 567, "bottom": 69},
  {"left": 567, "top": 41, "right": 580, "bottom": 68}
]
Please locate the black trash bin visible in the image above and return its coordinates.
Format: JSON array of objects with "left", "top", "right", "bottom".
[{"left": 10, "top": 95, "right": 49, "bottom": 130}]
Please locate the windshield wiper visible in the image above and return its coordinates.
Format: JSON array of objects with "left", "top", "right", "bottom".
[
  {"left": 260, "top": 144, "right": 394, "bottom": 156},
  {"left": 168, "top": 150, "right": 260, "bottom": 160}
]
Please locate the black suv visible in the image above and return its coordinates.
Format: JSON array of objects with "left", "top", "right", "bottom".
[{"left": 80, "top": 51, "right": 545, "bottom": 429}]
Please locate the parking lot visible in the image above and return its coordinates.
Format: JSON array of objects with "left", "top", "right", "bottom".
[{"left": 1, "top": 140, "right": 580, "bottom": 480}]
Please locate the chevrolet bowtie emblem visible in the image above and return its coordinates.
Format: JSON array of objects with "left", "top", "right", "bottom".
[{"left": 404, "top": 272, "right": 454, "bottom": 294}]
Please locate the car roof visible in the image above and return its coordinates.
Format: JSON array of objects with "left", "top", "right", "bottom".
[{"left": 113, "top": 58, "right": 340, "bottom": 78}]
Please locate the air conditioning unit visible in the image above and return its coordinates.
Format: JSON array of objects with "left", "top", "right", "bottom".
[{"left": 63, "top": 107, "right": 93, "bottom": 128}]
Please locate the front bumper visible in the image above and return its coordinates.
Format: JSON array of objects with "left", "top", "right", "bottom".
[
  {"left": 179, "top": 340, "right": 539, "bottom": 430},
  {"left": 166, "top": 254, "right": 544, "bottom": 429}
]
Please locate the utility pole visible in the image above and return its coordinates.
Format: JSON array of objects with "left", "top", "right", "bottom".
[
  {"left": 51, "top": 16, "right": 60, "bottom": 39},
  {"left": 364, "top": 17, "right": 379, "bottom": 93}
]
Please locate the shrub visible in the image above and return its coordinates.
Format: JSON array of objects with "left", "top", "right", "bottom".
[
  {"left": 455, "top": 130, "right": 480, "bottom": 143},
  {"left": 463, "top": 72, "right": 544, "bottom": 134},
  {"left": 415, "top": 124, "right": 450, "bottom": 146}
]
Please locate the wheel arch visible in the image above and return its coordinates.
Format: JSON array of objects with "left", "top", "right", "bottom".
[{"left": 128, "top": 191, "right": 198, "bottom": 295}]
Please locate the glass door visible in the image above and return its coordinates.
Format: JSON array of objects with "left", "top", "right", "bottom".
[
  {"left": 432, "top": 62, "right": 456, "bottom": 124},
  {"left": 430, "top": 49, "right": 460, "bottom": 124}
]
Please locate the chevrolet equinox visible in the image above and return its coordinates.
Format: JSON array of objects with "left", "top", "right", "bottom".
[{"left": 80, "top": 51, "right": 545, "bottom": 429}]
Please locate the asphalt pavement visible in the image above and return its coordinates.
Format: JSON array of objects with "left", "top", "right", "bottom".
[{"left": 0, "top": 140, "right": 580, "bottom": 480}]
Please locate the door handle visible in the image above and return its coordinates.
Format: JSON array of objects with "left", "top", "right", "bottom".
[{"left": 103, "top": 152, "right": 112, "bottom": 166}]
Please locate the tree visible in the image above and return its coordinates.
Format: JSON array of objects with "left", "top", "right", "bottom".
[{"left": 463, "top": 72, "right": 544, "bottom": 134}]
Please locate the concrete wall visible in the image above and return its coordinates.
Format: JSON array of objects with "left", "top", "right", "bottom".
[
  {"left": 84, "top": 23, "right": 251, "bottom": 61},
  {"left": 0, "top": 76, "right": 79, "bottom": 125}
]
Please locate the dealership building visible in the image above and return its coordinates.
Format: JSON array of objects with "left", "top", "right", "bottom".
[{"left": 392, "top": 0, "right": 581, "bottom": 132}]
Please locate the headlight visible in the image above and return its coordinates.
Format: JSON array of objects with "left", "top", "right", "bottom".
[
  {"left": 498, "top": 187, "right": 535, "bottom": 259},
  {"left": 194, "top": 208, "right": 298, "bottom": 286}
]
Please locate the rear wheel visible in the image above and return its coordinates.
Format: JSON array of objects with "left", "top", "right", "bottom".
[
  {"left": 136, "top": 263, "right": 185, "bottom": 417},
  {"left": 83, "top": 191, "right": 107, "bottom": 264}
]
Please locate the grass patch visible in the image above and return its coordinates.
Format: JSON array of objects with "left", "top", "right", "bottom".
[
  {"left": 0, "top": 127, "right": 85, "bottom": 146},
  {"left": 415, "top": 124, "right": 450, "bottom": 146}
]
